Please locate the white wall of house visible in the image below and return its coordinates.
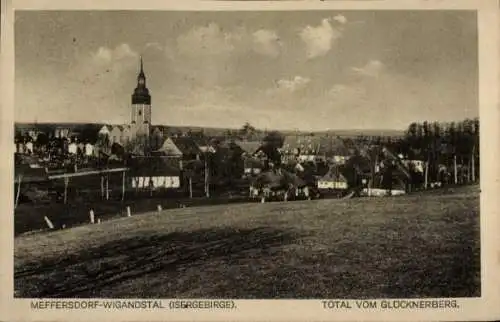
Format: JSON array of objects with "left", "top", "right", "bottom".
[
  {"left": 131, "top": 176, "right": 180, "bottom": 189},
  {"left": 98, "top": 125, "right": 111, "bottom": 137},
  {"left": 244, "top": 167, "right": 262, "bottom": 175},
  {"left": 402, "top": 160, "right": 424, "bottom": 173},
  {"left": 110, "top": 126, "right": 123, "bottom": 144},
  {"left": 298, "top": 155, "right": 316, "bottom": 162},
  {"left": 317, "top": 181, "right": 348, "bottom": 189}
]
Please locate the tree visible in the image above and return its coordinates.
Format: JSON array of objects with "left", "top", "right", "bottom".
[
  {"left": 256, "top": 131, "right": 285, "bottom": 167},
  {"left": 124, "top": 134, "right": 150, "bottom": 156},
  {"left": 35, "top": 132, "right": 49, "bottom": 148},
  {"left": 240, "top": 122, "right": 256, "bottom": 140}
]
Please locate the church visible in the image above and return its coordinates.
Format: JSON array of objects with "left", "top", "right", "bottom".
[
  {"left": 97, "top": 57, "right": 205, "bottom": 158},
  {"left": 98, "top": 57, "right": 159, "bottom": 152}
]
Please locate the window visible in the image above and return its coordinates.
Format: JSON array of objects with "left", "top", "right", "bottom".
[{"left": 138, "top": 110, "right": 142, "bottom": 116}]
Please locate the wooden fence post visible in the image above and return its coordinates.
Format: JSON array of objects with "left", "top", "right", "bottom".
[
  {"left": 106, "top": 174, "right": 109, "bottom": 200},
  {"left": 15, "top": 175, "right": 22, "bottom": 209},
  {"left": 44, "top": 216, "right": 54, "bottom": 229},
  {"left": 424, "top": 160, "right": 429, "bottom": 189},
  {"left": 189, "top": 177, "right": 193, "bottom": 199},
  {"left": 63, "top": 177, "right": 69, "bottom": 204},
  {"left": 121, "top": 171, "right": 126, "bottom": 201},
  {"left": 453, "top": 155, "right": 458, "bottom": 185},
  {"left": 204, "top": 155, "right": 210, "bottom": 198},
  {"left": 471, "top": 148, "right": 476, "bottom": 182},
  {"left": 89, "top": 209, "right": 95, "bottom": 224},
  {"left": 100, "top": 175, "right": 104, "bottom": 199}
]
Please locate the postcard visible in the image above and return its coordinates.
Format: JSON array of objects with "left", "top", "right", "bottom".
[{"left": 1, "top": 0, "right": 499, "bottom": 321}]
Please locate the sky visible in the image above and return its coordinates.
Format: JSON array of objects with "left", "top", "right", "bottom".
[{"left": 14, "top": 10, "right": 478, "bottom": 131}]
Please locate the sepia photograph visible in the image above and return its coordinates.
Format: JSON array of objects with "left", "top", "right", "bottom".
[{"left": 10, "top": 7, "right": 485, "bottom": 301}]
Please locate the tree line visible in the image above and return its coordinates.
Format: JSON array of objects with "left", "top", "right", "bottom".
[{"left": 349, "top": 118, "right": 479, "bottom": 185}]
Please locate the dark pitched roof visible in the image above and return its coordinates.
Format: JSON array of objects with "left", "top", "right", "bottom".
[
  {"left": 282, "top": 135, "right": 352, "bottom": 156},
  {"left": 128, "top": 157, "right": 180, "bottom": 176},
  {"left": 251, "top": 169, "right": 306, "bottom": 189},
  {"left": 14, "top": 165, "right": 49, "bottom": 183},
  {"left": 234, "top": 140, "right": 263, "bottom": 155},
  {"left": 171, "top": 137, "right": 201, "bottom": 155},
  {"left": 244, "top": 158, "right": 264, "bottom": 168},
  {"left": 191, "top": 136, "right": 211, "bottom": 147}
]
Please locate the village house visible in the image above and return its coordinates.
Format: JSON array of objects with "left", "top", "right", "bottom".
[
  {"left": 98, "top": 125, "right": 112, "bottom": 138},
  {"left": 128, "top": 156, "right": 181, "bottom": 191},
  {"left": 109, "top": 125, "right": 124, "bottom": 145},
  {"left": 53, "top": 126, "right": 72, "bottom": 139},
  {"left": 243, "top": 158, "right": 263, "bottom": 176},
  {"left": 317, "top": 164, "right": 349, "bottom": 190},
  {"left": 282, "top": 135, "right": 353, "bottom": 164}
]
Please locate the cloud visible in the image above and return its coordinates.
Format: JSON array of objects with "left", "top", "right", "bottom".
[
  {"left": 299, "top": 17, "right": 344, "bottom": 59},
  {"left": 93, "top": 47, "right": 112, "bottom": 62},
  {"left": 351, "top": 60, "right": 384, "bottom": 77},
  {"left": 252, "top": 29, "right": 281, "bottom": 57},
  {"left": 145, "top": 42, "right": 163, "bottom": 51},
  {"left": 276, "top": 76, "right": 311, "bottom": 92},
  {"left": 90, "top": 44, "right": 139, "bottom": 72},
  {"left": 333, "top": 14, "right": 347, "bottom": 25},
  {"left": 176, "top": 23, "right": 238, "bottom": 57},
  {"left": 176, "top": 23, "right": 283, "bottom": 60}
]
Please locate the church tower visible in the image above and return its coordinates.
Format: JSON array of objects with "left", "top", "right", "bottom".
[{"left": 131, "top": 57, "right": 151, "bottom": 136}]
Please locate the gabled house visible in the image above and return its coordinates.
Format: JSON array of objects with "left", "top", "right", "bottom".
[
  {"left": 234, "top": 140, "right": 263, "bottom": 157},
  {"left": 243, "top": 157, "right": 263, "bottom": 176},
  {"left": 98, "top": 125, "right": 112, "bottom": 137},
  {"left": 193, "top": 137, "right": 216, "bottom": 154},
  {"left": 156, "top": 137, "right": 183, "bottom": 157},
  {"left": 282, "top": 135, "right": 353, "bottom": 163},
  {"left": 317, "top": 165, "right": 349, "bottom": 190},
  {"left": 128, "top": 157, "right": 181, "bottom": 190},
  {"left": 150, "top": 126, "right": 166, "bottom": 150},
  {"left": 121, "top": 125, "right": 135, "bottom": 146},
  {"left": 109, "top": 125, "right": 124, "bottom": 145},
  {"left": 170, "top": 136, "right": 202, "bottom": 161},
  {"left": 54, "top": 126, "right": 72, "bottom": 139}
]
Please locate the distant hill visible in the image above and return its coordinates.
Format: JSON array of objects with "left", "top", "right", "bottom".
[{"left": 14, "top": 122, "right": 405, "bottom": 139}]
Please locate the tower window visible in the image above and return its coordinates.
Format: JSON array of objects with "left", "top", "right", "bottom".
[{"left": 138, "top": 110, "right": 142, "bottom": 116}]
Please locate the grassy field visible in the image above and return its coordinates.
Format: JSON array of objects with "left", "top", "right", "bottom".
[{"left": 14, "top": 185, "right": 480, "bottom": 299}]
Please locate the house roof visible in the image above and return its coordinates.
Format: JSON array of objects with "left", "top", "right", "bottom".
[
  {"left": 244, "top": 158, "right": 264, "bottom": 168},
  {"left": 171, "top": 137, "right": 201, "bottom": 155},
  {"left": 151, "top": 125, "right": 168, "bottom": 134},
  {"left": 234, "top": 140, "right": 263, "bottom": 155},
  {"left": 282, "top": 135, "right": 352, "bottom": 156},
  {"left": 15, "top": 165, "right": 49, "bottom": 183},
  {"left": 157, "top": 138, "right": 183, "bottom": 156},
  {"left": 99, "top": 125, "right": 112, "bottom": 132},
  {"left": 128, "top": 157, "right": 180, "bottom": 176},
  {"left": 217, "top": 140, "right": 245, "bottom": 155},
  {"left": 251, "top": 169, "right": 306, "bottom": 189},
  {"left": 191, "top": 136, "right": 211, "bottom": 148},
  {"left": 319, "top": 165, "right": 348, "bottom": 183}
]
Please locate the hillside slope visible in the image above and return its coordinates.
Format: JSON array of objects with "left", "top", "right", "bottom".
[{"left": 14, "top": 185, "right": 480, "bottom": 299}]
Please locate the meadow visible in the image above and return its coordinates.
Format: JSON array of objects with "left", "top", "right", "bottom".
[{"left": 14, "top": 185, "right": 480, "bottom": 299}]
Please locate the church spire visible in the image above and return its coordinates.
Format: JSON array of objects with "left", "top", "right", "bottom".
[{"left": 132, "top": 56, "right": 150, "bottom": 105}]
